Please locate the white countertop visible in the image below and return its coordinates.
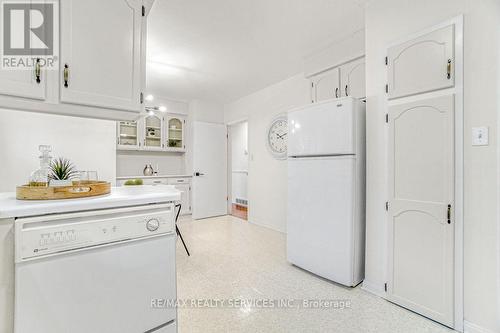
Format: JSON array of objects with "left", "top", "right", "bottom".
[
  {"left": 0, "top": 185, "right": 181, "bottom": 219},
  {"left": 116, "top": 174, "right": 192, "bottom": 180}
]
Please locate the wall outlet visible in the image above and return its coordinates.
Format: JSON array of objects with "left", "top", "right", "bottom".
[{"left": 472, "top": 127, "right": 489, "bottom": 146}]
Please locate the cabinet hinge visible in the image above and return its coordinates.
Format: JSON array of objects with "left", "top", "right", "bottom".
[
  {"left": 385, "top": 114, "right": 389, "bottom": 123},
  {"left": 385, "top": 56, "right": 388, "bottom": 65},
  {"left": 142, "top": 5, "right": 145, "bottom": 16},
  {"left": 140, "top": 92, "right": 144, "bottom": 104},
  {"left": 385, "top": 84, "right": 388, "bottom": 93},
  {"left": 384, "top": 283, "right": 388, "bottom": 292},
  {"left": 385, "top": 201, "right": 389, "bottom": 211}
]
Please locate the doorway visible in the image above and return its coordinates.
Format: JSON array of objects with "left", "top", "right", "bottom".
[{"left": 227, "top": 120, "right": 248, "bottom": 221}]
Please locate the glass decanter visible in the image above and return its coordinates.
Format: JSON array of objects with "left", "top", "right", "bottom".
[{"left": 29, "top": 145, "right": 52, "bottom": 187}]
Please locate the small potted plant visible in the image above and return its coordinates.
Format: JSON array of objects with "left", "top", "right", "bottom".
[{"left": 49, "top": 157, "right": 78, "bottom": 187}]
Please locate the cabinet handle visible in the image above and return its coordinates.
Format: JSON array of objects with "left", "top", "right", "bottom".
[
  {"left": 63, "top": 64, "right": 69, "bottom": 88},
  {"left": 446, "top": 59, "right": 452, "bottom": 79},
  {"left": 345, "top": 85, "right": 349, "bottom": 96},
  {"left": 447, "top": 204, "right": 451, "bottom": 224},
  {"left": 35, "top": 58, "right": 41, "bottom": 84},
  {"left": 335, "top": 87, "right": 339, "bottom": 98}
]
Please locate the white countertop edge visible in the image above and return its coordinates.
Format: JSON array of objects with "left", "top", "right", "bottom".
[
  {"left": 116, "top": 174, "right": 192, "bottom": 180},
  {"left": 0, "top": 186, "right": 181, "bottom": 219}
]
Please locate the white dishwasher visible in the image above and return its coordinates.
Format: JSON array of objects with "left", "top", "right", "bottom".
[{"left": 14, "top": 203, "right": 177, "bottom": 333}]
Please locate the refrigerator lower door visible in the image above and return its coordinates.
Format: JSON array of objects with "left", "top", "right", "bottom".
[{"left": 287, "top": 155, "right": 355, "bottom": 286}]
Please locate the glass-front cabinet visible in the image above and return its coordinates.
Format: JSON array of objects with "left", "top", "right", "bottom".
[
  {"left": 142, "top": 114, "right": 164, "bottom": 150},
  {"left": 117, "top": 121, "right": 139, "bottom": 150},
  {"left": 116, "top": 113, "right": 186, "bottom": 153},
  {"left": 166, "top": 115, "right": 186, "bottom": 151}
]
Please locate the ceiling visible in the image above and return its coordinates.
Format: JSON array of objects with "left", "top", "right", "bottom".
[{"left": 146, "top": 0, "right": 367, "bottom": 104}]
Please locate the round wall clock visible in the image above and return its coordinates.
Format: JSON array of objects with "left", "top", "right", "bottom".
[{"left": 266, "top": 115, "right": 288, "bottom": 159}]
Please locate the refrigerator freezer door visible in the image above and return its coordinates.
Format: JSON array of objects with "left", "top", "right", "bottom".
[
  {"left": 288, "top": 98, "right": 356, "bottom": 157},
  {"left": 287, "top": 156, "right": 355, "bottom": 286}
]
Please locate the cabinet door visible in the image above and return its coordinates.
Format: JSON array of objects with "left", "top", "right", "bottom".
[
  {"left": 340, "top": 57, "right": 365, "bottom": 99},
  {"left": 117, "top": 121, "right": 140, "bottom": 150},
  {"left": 388, "top": 25, "right": 454, "bottom": 99},
  {"left": 142, "top": 114, "right": 164, "bottom": 150},
  {"left": 166, "top": 115, "right": 186, "bottom": 151},
  {"left": 60, "top": 0, "right": 142, "bottom": 111},
  {"left": 0, "top": 61, "right": 46, "bottom": 101},
  {"left": 387, "top": 94, "right": 455, "bottom": 327},
  {"left": 311, "top": 68, "right": 340, "bottom": 103},
  {"left": 175, "top": 184, "right": 191, "bottom": 215}
]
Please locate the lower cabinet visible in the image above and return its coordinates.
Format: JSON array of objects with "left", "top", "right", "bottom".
[{"left": 116, "top": 177, "right": 192, "bottom": 215}]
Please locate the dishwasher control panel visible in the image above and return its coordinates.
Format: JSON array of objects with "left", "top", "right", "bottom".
[{"left": 15, "top": 203, "right": 175, "bottom": 261}]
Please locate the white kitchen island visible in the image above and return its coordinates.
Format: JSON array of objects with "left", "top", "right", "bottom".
[{"left": 0, "top": 185, "right": 180, "bottom": 333}]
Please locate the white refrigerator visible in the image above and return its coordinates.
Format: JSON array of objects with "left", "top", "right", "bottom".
[{"left": 287, "top": 97, "right": 366, "bottom": 287}]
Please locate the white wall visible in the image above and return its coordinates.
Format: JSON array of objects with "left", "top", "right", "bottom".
[
  {"left": 225, "top": 74, "right": 310, "bottom": 232},
  {"left": 116, "top": 151, "right": 185, "bottom": 176},
  {"left": 303, "top": 29, "right": 365, "bottom": 77},
  {"left": 364, "top": 1, "right": 499, "bottom": 332},
  {"left": 0, "top": 109, "right": 116, "bottom": 192},
  {"left": 229, "top": 121, "right": 248, "bottom": 203}
]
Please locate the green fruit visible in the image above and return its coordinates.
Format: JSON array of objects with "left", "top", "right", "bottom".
[{"left": 134, "top": 179, "right": 143, "bottom": 185}]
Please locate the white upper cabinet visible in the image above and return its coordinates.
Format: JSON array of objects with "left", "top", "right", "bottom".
[
  {"left": 0, "top": 59, "right": 46, "bottom": 101},
  {"left": 165, "top": 114, "right": 186, "bottom": 152},
  {"left": 387, "top": 25, "right": 454, "bottom": 99},
  {"left": 142, "top": 114, "right": 164, "bottom": 150},
  {"left": 311, "top": 68, "right": 340, "bottom": 103},
  {"left": 0, "top": 0, "right": 151, "bottom": 120},
  {"left": 340, "top": 57, "right": 365, "bottom": 99},
  {"left": 60, "top": 0, "right": 142, "bottom": 111}
]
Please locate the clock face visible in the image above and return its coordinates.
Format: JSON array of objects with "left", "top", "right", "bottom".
[{"left": 267, "top": 117, "right": 288, "bottom": 159}]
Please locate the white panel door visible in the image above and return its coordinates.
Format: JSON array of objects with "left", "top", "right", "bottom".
[
  {"left": 340, "top": 57, "right": 365, "bottom": 99},
  {"left": 387, "top": 94, "right": 455, "bottom": 327},
  {"left": 388, "top": 25, "right": 454, "bottom": 99},
  {"left": 311, "top": 67, "right": 340, "bottom": 103},
  {"left": 192, "top": 122, "right": 227, "bottom": 220},
  {"left": 287, "top": 156, "right": 355, "bottom": 286},
  {"left": 60, "top": 0, "right": 142, "bottom": 112}
]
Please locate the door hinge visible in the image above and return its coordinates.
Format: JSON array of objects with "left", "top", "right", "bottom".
[
  {"left": 384, "top": 283, "right": 388, "bottom": 292},
  {"left": 385, "top": 114, "right": 389, "bottom": 123},
  {"left": 385, "top": 201, "right": 389, "bottom": 211},
  {"left": 140, "top": 92, "right": 144, "bottom": 104},
  {"left": 385, "top": 56, "right": 388, "bottom": 65},
  {"left": 385, "top": 84, "right": 389, "bottom": 93},
  {"left": 142, "top": 5, "right": 146, "bottom": 16}
]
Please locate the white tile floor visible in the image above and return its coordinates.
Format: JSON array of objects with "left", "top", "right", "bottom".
[{"left": 176, "top": 215, "right": 454, "bottom": 333}]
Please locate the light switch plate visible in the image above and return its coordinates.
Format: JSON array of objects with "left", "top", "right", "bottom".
[{"left": 472, "top": 127, "right": 489, "bottom": 146}]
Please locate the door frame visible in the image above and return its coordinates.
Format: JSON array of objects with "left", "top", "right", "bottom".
[
  {"left": 226, "top": 118, "right": 249, "bottom": 215},
  {"left": 385, "top": 15, "right": 464, "bottom": 331}
]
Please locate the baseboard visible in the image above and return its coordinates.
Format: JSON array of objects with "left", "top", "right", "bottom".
[
  {"left": 361, "top": 279, "right": 386, "bottom": 298},
  {"left": 248, "top": 218, "right": 286, "bottom": 234},
  {"left": 464, "top": 321, "right": 497, "bottom": 333}
]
